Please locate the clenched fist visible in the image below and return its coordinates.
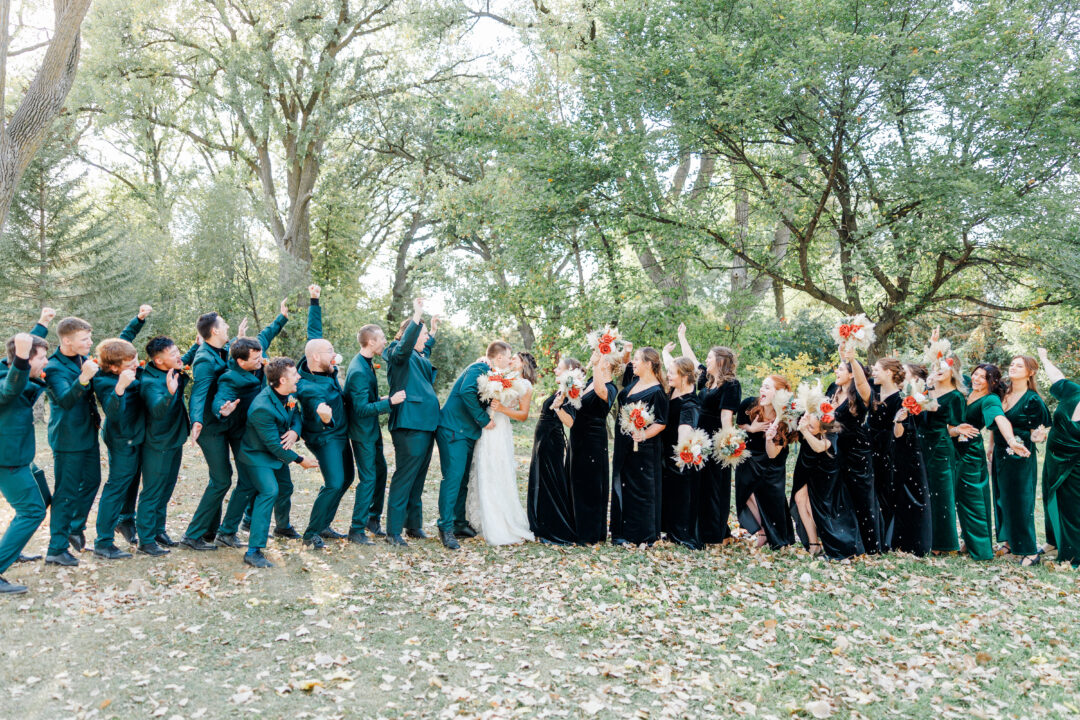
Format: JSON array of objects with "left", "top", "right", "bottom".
[
  {"left": 309, "top": 284, "right": 321, "bottom": 300},
  {"left": 13, "top": 333, "right": 33, "bottom": 358},
  {"left": 79, "top": 358, "right": 100, "bottom": 383},
  {"left": 116, "top": 368, "right": 137, "bottom": 394},
  {"left": 316, "top": 402, "right": 333, "bottom": 424},
  {"left": 390, "top": 390, "right": 407, "bottom": 406},
  {"left": 138, "top": 304, "right": 153, "bottom": 320}
]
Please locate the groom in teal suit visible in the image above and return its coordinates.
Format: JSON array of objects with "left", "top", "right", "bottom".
[
  {"left": 434, "top": 341, "right": 512, "bottom": 550},
  {"left": 383, "top": 298, "right": 439, "bottom": 547}
]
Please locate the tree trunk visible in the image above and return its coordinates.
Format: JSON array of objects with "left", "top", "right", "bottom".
[{"left": 0, "top": 0, "right": 91, "bottom": 235}]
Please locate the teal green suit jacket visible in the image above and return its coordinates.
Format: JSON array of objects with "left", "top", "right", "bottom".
[
  {"left": 188, "top": 313, "right": 287, "bottom": 433},
  {"left": 42, "top": 315, "right": 145, "bottom": 452},
  {"left": 437, "top": 361, "right": 492, "bottom": 441},
  {"left": 211, "top": 359, "right": 266, "bottom": 439},
  {"left": 296, "top": 301, "right": 346, "bottom": 448},
  {"left": 384, "top": 320, "right": 440, "bottom": 433},
  {"left": 92, "top": 369, "right": 145, "bottom": 448},
  {"left": 140, "top": 363, "right": 190, "bottom": 451},
  {"left": 238, "top": 385, "right": 303, "bottom": 469},
  {"left": 344, "top": 352, "right": 389, "bottom": 443},
  {"left": 0, "top": 358, "right": 47, "bottom": 466}
]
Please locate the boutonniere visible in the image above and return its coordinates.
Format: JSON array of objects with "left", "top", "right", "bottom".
[
  {"left": 139, "top": 359, "right": 146, "bottom": 367},
  {"left": 286, "top": 396, "right": 297, "bottom": 410},
  {"left": 373, "top": 363, "right": 381, "bottom": 370},
  {"left": 183, "top": 364, "right": 192, "bottom": 373}
]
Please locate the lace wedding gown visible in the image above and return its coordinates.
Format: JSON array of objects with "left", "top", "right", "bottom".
[{"left": 466, "top": 397, "right": 535, "bottom": 546}]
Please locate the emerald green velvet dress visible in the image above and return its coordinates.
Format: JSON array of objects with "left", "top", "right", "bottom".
[
  {"left": 924, "top": 389, "right": 963, "bottom": 551},
  {"left": 1043, "top": 379, "right": 1080, "bottom": 566},
  {"left": 953, "top": 394, "right": 1001, "bottom": 561},
  {"left": 991, "top": 389, "right": 1050, "bottom": 556}
]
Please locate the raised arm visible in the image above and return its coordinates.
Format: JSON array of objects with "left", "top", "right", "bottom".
[
  {"left": 676, "top": 323, "right": 700, "bottom": 367},
  {"left": 306, "top": 285, "right": 323, "bottom": 341},
  {"left": 258, "top": 299, "right": 290, "bottom": 351},
  {"left": 842, "top": 346, "right": 872, "bottom": 404},
  {"left": 0, "top": 334, "right": 32, "bottom": 405},
  {"left": 1038, "top": 347, "right": 1065, "bottom": 385}
]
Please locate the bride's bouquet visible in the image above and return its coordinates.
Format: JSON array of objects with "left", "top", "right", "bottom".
[
  {"left": 619, "top": 401, "right": 655, "bottom": 452},
  {"left": 673, "top": 429, "right": 712, "bottom": 471},
  {"left": 586, "top": 326, "right": 626, "bottom": 359},
  {"left": 478, "top": 368, "right": 525, "bottom": 405},
  {"left": 557, "top": 367, "right": 587, "bottom": 409},
  {"left": 901, "top": 378, "right": 938, "bottom": 416},
  {"left": 924, "top": 336, "right": 953, "bottom": 376},
  {"left": 711, "top": 427, "right": 749, "bottom": 469},
  {"left": 770, "top": 388, "right": 804, "bottom": 433},
  {"left": 831, "top": 313, "right": 876, "bottom": 352}
]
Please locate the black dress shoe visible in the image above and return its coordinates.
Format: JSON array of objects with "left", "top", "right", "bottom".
[
  {"left": 215, "top": 533, "right": 243, "bottom": 548},
  {"left": 0, "top": 576, "right": 28, "bottom": 594},
  {"left": 612, "top": 538, "right": 629, "bottom": 547},
  {"left": 15, "top": 553, "right": 42, "bottom": 563},
  {"left": 273, "top": 526, "right": 301, "bottom": 540},
  {"left": 244, "top": 550, "right": 273, "bottom": 568},
  {"left": 138, "top": 542, "right": 170, "bottom": 557},
  {"left": 93, "top": 545, "right": 133, "bottom": 560},
  {"left": 366, "top": 519, "right": 386, "bottom": 537},
  {"left": 385, "top": 534, "right": 408, "bottom": 547},
  {"left": 68, "top": 532, "right": 86, "bottom": 552},
  {"left": 439, "top": 530, "right": 461, "bottom": 550},
  {"left": 180, "top": 535, "right": 218, "bottom": 552},
  {"left": 319, "top": 528, "right": 347, "bottom": 540},
  {"left": 240, "top": 519, "right": 251, "bottom": 532},
  {"left": 453, "top": 525, "right": 478, "bottom": 539},
  {"left": 45, "top": 550, "right": 79, "bottom": 566},
  {"left": 348, "top": 531, "right": 375, "bottom": 546},
  {"left": 115, "top": 522, "right": 137, "bottom": 545},
  {"left": 155, "top": 533, "right": 178, "bottom": 547},
  {"left": 302, "top": 535, "right": 325, "bottom": 549},
  {"left": 405, "top": 528, "right": 428, "bottom": 540}
]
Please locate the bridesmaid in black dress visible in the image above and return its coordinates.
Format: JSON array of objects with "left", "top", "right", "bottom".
[
  {"left": 567, "top": 352, "right": 617, "bottom": 544},
  {"left": 791, "top": 409, "right": 865, "bottom": 560},
  {"left": 868, "top": 358, "right": 905, "bottom": 549},
  {"left": 675, "top": 324, "right": 740, "bottom": 544},
  {"left": 887, "top": 364, "right": 932, "bottom": 556},
  {"left": 660, "top": 357, "right": 703, "bottom": 549},
  {"left": 828, "top": 345, "right": 883, "bottom": 553},
  {"left": 610, "top": 345, "right": 669, "bottom": 546},
  {"left": 735, "top": 374, "right": 795, "bottom": 549},
  {"left": 527, "top": 356, "right": 581, "bottom": 545}
]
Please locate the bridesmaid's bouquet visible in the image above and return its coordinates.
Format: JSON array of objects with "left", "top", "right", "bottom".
[
  {"left": 586, "top": 326, "right": 626, "bottom": 359},
  {"left": 673, "top": 429, "right": 712, "bottom": 470},
  {"left": 619, "top": 401, "right": 655, "bottom": 452},
  {"left": 478, "top": 368, "right": 524, "bottom": 405},
  {"left": 901, "top": 378, "right": 938, "bottom": 416},
  {"left": 711, "top": 427, "right": 749, "bottom": 469},
  {"left": 770, "top": 388, "right": 805, "bottom": 432},
  {"left": 924, "top": 337, "right": 953, "bottom": 375},
  {"left": 557, "top": 367, "right": 587, "bottom": 409},
  {"left": 796, "top": 380, "right": 834, "bottom": 423},
  {"left": 831, "top": 313, "right": 876, "bottom": 352}
]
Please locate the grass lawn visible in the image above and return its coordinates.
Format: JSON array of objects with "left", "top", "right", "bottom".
[{"left": 1, "top": 424, "right": 1078, "bottom": 720}]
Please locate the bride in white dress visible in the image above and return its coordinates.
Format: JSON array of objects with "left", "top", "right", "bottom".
[{"left": 466, "top": 352, "right": 537, "bottom": 545}]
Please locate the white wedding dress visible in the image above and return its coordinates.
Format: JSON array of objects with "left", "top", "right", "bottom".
[{"left": 466, "top": 393, "right": 535, "bottom": 546}]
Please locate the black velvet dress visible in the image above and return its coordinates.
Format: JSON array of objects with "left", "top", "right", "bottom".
[
  {"left": 610, "top": 364, "right": 669, "bottom": 545},
  {"left": 697, "top": 370, "right": 741, "bottom": 544},
  {"left": 790, "top": 434, "right": 865, "bottom": 560},
  {"left": 660, "top": 392, "right": 703, "bottom": 549},
  {"left": 867, "top": 390, "right": 902, "bottom": 550},
  {"left": 527, "top": 392, "right": 577, "bottom": 545},
  {"left": 734, "top": 397, "right": 794, "bottom": 548},
  {"left": 828, "top": 383, "right": 883, "bottom": 554},
  {"left": 567, "top": 378, "right": 617, "bottom": 544},
  {"left": 890, "top": 411, "right": 932, "bottom": 556}
]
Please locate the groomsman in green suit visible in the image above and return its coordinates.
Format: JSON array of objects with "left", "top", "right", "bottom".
[
  {"left": 0, "top": 333, "right": 49, "bottom": 594},
  {"left": 182, "top": 301, "right": 289, "bottom": 550},
  {"left": 383, "top": 298, "right": 440, "bottom": 547},
  {"left": 137, "top": 336, "right": 190, "bottom": 557},
  {"left": 90, "top": 337, "right": 148, "bottom": 559},
  {"left": 435, "top": 342, "right": 509, "bottom": 550},
  {"left": 42, "top": 306, "right": 151, "bottom": 566},
  {"left": 296, "top": 285, "right": 352, "bottom": 549},
  {"left": 235, "top": 357, "right": 319, "bottom": 568},
  {"left": 344, "top": 323, "right": 406, "bottom": 545}
]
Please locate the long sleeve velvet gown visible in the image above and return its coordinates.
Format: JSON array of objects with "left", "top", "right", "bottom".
[
  {"left": 660, "top": 392, "right": 703, "bottom": 549},
  {"left": 610, "top": 365, "right": 669, "bottom": 545},
  {"left": 889, "top": 410, "right": 932, "bottom": 556},
  {"left": 527, "top": 393, "right": 577, "bottom": 545},
  {"left": 734, "top": 398, "right": 793, "bottom": 549},
  {"left": 1043, "top": 379, "right": 1080, "bottom": 567},
  {"left": 829, "top": 383, "right": 883, "bottom": 554},
  {"left": 867, "top": 391, "right": 902, "bottom": 549},
  {"left": 567, "top": 378, "right": 617, "bottom": 545},
  {"left": 697, "top": 370, "right": 741, "bottom": 544},
  {"left": 991, "top": 389, "right": 1050, "bottom": 556},
  {"left": 790, "top": 433, "right": 864, "bottom": 560}
]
